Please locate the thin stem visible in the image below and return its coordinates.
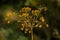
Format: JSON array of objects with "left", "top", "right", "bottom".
[{"left": 31, "top": 27, "right": 33, "bottom": 40}]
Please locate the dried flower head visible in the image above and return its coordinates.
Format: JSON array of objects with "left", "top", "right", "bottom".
[
  {"left": 4, "top": 10, "right": 18, "bottom": 23},
  {"left": 46, "top": 24, "right": 49, "bottom": 27},
  {"left": 22, "top": 13, "right": 29, "bottom": 17},
  {"left": 39, "top": 25, "right": 42, "bottom": 28},
  {"left": 7, "top": 21, "right": 10, "bottom": 23},
  {"left": 32, "top": 10, "right": 40, "bottom": 16},
  {"left": 29, "top": 31, "right": 31, "bottom": 34},
  {"left": 44, "top": 7, "right": 47, "bottom": 11},
  {"left": 10, "top": 7, "right": 48, "bottom": 35},
  {"left": 21, "top": 7, "right": 31, "bottom": 13},
  {"left": 25, "top": 28, "right": 29, "bottom": 31},
  {"left": 20, "top": 27, "right": 24, "bottom": 30},
  {"left": 40, "top": 16, "right": 45, "bottom": 22}
]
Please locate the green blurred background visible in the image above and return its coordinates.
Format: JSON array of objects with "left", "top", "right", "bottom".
[{"left": 0, "top": 0, "right": 60, "bottom": 40}]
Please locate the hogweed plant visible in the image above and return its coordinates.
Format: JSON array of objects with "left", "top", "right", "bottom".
[{"left": 4, "top": 6, "right": 49, "bottom": 40}]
